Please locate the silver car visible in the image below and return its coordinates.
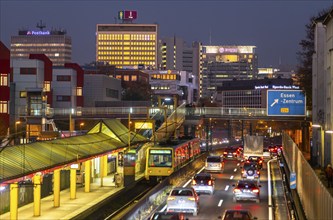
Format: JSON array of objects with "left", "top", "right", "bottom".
[
  {"left": 205, "top": 155, "right": 224, "bottom": 173},
  {"left": 166, "top": 187, "right": 199, "bottom": 216},
  {"left": 232, "top": 180, "right": 261, "bottom": 203},
  {"left": 192, "top": 172, "right": 215, "bottom": 195}
]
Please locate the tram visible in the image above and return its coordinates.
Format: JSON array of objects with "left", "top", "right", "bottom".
[{"left": 145, "top": 138, "right": 200, "bottom": 182}]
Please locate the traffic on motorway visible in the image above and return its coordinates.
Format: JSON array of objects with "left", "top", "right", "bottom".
[{"left": 147, "top": 142, "right": 283, "bottom": 220}]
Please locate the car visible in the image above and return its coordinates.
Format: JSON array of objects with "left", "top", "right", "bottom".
[
  {"left": 247, "top": 156, "right": 263, "bottom": 169},
  {"left": 223, "top": 147, "right": 238, "bottom": 159},
  {"left": 191, "top": 172, "right": 215, "bottom": 195},
  {"left": 263, "top": 148, "right": 271, "bottom": 160},
  {"left": 219, "top": 209, "right": 258, "bottom": 220},
  {"left": 149, "top": 211, "right": 186, "bottom": 220},
  {"left": 205, "top": 155, "right": 224, "bottom": 173},
  {"left": 166, "top": 187, "right": 199, "bottom": 216},
  {"left": 268, "top": 145, "right": 279, "bottom": 158},
  {"left": 241, "top": 161, "right": 260, "bottom": 182},
  {"left": 232, "top": 180, "right": 261, "bottom": 203}
]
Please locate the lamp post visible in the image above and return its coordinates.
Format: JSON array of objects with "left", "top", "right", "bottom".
[
  {"left": 80, "top": 122, "right": 84, "bottom": 132},
  {"left": 312, "top": 124, "right": 324, "bottom": 167},
  {"left": 15, "top": 121, "right": 21, "bottom": 144},
  {"left": 128, "top": 107, "right": 132, "bottom": 150}
]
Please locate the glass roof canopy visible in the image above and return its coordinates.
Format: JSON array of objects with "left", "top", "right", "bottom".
[{"left": 0, "top": 119, "right": 149, "bottom": 183}]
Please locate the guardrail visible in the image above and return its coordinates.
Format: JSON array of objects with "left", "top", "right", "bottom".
[{"left": 282, "top": 133, "right": 333, "bottom": 220}]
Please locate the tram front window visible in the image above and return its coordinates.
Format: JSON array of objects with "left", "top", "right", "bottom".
[{"left": 148, "top": 149, "right": 172, "bottom": 167}]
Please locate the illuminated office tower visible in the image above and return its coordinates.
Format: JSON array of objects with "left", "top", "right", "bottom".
[
  {"left": 96, "top": 23, "right": 158, "bottom": 69},
  {"left": 201, "top": 45, "right": 258, "bottom": 98},
  {"left": 11, "top": 21, "right": 72, "bottom": 66}
]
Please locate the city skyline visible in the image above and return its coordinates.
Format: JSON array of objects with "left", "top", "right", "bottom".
[{"left": 1, "top": 0, "right": 333, "bottom": 70}]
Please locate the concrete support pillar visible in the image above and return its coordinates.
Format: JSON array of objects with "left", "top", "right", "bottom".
[
  {"left": 53, "top": 169, "right": 60, "bottom": 207},
  {"left": 10, "top": 183, "right": 18, "bottom": 220},
  {"left": 70, "top": 169, "right": 76, "bottom": 199},
  {"left": 85, "top": 160, "right": 91, "bottom": 192},
  {"left": 33, "top": 173, "right": 42, "bottom": 216}
]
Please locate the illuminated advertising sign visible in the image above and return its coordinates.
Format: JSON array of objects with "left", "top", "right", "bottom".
[
  {"left": 27, "top": 30, "right": 50, "bottom": 35},
  {"left": 204, "top": 46, "right": 255, "bottom": 54},
  {"left": 118, "top": 10, "right": 137, "bottom": 20}
]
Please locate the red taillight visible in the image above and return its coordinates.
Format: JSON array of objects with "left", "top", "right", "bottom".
[
  {"left": 259, "top": 160, "right": 263, "bottom": 164},
  {"left": 223, "top": 152, "right": 227, "bottom": 155},
  {"left": 208, "top": 180, "right": 212, "bottom": 185},
  {"left": 234, "top": 188, "right": 241, "bottom": 193},
  {"left": 252, "top": 189, "right": 259, "bottom": 193},
  {"left": 257, "top": 171, "right": 260, "bottom": 175},
  {"left": 192, "top": 180, "right": 197, "bottom": 185}
]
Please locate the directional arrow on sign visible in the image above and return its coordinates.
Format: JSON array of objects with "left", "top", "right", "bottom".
[{"left": 270, "top": 99, "right": 279, "bottom": 107}]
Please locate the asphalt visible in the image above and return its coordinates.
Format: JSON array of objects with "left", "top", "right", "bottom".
[{"left": 0, "top": 174, "right": 144, "bottom": 220}]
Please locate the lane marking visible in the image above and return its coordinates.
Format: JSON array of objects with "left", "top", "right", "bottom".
[
  {"left": 230, "top": 175, "right": 234, "bottom": 180},
  {"left": 218, "top": 199, "right": 223, "bottom": 207},
  {"left": 267, "top": 158, "right": 277, "bottom": 220},
  {"left": 225, "top": 185, "right": 229, "bottom": 191},
  {"left": 237, "top": 163, "right": 240, "bottom": 166},
  {"left": 234, "top": 168, "right": 237, "bottom": 172},
  {"left": 183, "top": 179, "right": 192, "bottom": 187},
  {"left": 161, "top": 205, "right": 167, "bottom": 212}
]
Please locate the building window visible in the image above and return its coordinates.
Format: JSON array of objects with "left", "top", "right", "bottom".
[
  {"left": 57, "top": 75, "right": 71, "bottom": 81},
  {"left": 20, "top": 68, "right": 37, "bottom": 75},
  {"left": 77, "top": 87, "right": 82, "bottom": 96},
  {"left": 20, "top": 91, "right": 27, "bottom": 98},
  {"left": 116, "top": 75, "right": 122, "bottom": 79},
  {"left": 0, "top": 101, "right": 8, "bottom": 113},
  {"left": 44, "top": 81, "right": 51, "bottom": 92},
  {"left": 106, "top": 88, "right": 119, "bottom": 99},
  {"left": 124, "top": 75, "right": 130, "bottom": 81},
  {"left": 0, "top": 74, "right": 8, "bottom": 86},
  {"left": 131, "top": 75, "right": 137, "bottom": 81},
  {"left": 56, "top": 96, "right": 71, "bottom": 102}
]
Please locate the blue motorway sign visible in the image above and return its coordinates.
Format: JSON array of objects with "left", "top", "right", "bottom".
[{"left": 267, "top": 90, "right": 306, "bottom": 116}]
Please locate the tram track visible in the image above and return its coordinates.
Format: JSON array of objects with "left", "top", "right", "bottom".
[{"left": 83, "top": 180, "right": 156, "bottom": 220}]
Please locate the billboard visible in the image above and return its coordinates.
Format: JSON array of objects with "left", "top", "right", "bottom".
[
  {"left": 267, "top": 90, "right": 306, "bottom": 116},
  {"left": 118, "top": 10, "right": 137, "bottom": 20}
]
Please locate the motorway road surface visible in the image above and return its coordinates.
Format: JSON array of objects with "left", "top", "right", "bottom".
[{"left": 157, "top": 151, "right": 277, "bottom": 220}]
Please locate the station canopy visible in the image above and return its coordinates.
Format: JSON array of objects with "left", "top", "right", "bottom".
[{"left": 0, "top": 119, "right": 149, "bottom": 183}]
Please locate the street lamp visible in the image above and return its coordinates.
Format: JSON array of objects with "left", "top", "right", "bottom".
[
  {"left": 80, "top": 122, "right": 84, "bottom": 132},
  {"left": 128, "top": 107, "right": 132, "bottom": 150},
  {"left": 312, "top": 124, "right": 324, "bottom": 167},
  {"left": 15, "top": 121, "right": 21, "bottom": 144}
]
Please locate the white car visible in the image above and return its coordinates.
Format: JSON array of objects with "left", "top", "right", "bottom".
[{"left": 166, "top": 187, "right": 199, "bottom": 216}]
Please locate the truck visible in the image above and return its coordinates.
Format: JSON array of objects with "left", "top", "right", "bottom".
[{"left": 243, "top": 135, "right": 264, "bottom": 159}]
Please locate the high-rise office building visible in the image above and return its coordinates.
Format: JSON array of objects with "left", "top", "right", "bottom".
[
  {"left": 96, "top": 23, "right": 158, "bottom": 69},
  {"left": 201, "top": 45, "right": 258, "bottom": 98},
  {"left": 158, "top": 37, "right": 202, "bottom": 101},
  {"left": 11, "top": 22, "right": 72, "bottom": 66}
]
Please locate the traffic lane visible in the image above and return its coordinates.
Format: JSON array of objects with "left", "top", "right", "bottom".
[{"left": 189, "top": 159, "right": 269, "bottom": 219}]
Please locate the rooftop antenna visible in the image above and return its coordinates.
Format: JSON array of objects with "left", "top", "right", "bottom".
[
  {"left": 209, "top": 27, "right": 212, "bottom": 45},
  {"left": 36, "top": 20, "right": 46, "bottom": 31},
  {"left": 114, "top": 17, "right": 117, "bottom": 24}
]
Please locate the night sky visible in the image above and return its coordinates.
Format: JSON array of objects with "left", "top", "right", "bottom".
[{"left": 1, "top": 0, "right": 333, "bottom": 70}]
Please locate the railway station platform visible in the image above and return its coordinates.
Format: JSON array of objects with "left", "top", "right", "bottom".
[{"left": 0, "top": 173, "right": 144, "bottom": 220}]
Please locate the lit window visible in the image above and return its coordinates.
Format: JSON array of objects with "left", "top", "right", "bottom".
[
  {"left": 131, "top": 75, "right": 137, "bottom": 81},
  {"left": 0, "top": 101, "right": 8, "bottom": 113},
  {"left": 124, "top": 75, "right": 130, "bottom": 81},
  {"left": 0, "top": 74, "right": 8, "bottom": 86},
  {"left": 20, "top": 91, "right": 27, "bottom": 98},
  {"left": 77, "top": 87, "right": 82, "bottom": 96},
  {"left": 44, "top": 81, "right": 51, "bottom": 92}
]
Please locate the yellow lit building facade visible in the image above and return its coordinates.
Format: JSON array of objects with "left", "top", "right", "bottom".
[{"left": 96, "top": 24, "right": 158, "bottom": 69}]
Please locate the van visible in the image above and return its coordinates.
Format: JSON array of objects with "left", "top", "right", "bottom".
[{"left": 205, "top": 155, "right": 224, "bottom": 173}]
